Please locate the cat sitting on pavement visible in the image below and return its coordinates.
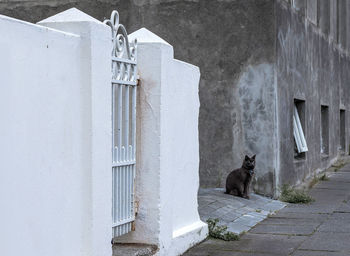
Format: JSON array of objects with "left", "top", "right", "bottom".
[{"left": 225, "top": 155, "right": 256, "bottom": 199}]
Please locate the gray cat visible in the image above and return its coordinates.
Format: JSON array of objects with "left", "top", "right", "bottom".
[{"left": 225, "top": 155, "right": 256, "bottom": 199}]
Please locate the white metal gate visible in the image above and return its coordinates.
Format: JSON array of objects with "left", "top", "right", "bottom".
[{"left": 104, "top": 11, "right": 138, "bottom": 238}]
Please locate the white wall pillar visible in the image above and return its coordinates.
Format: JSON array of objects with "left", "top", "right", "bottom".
[
  {"left": 38, "top": 8, "right": 112, "bottom": 256},
  {"left": 117, "top": 28, "right": 207, "bottom": 256}
]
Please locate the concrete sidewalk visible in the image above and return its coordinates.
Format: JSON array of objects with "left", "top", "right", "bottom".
[
  {"left": 198, "top": 188, "right": 285, "bottom": 234},
  {"left": 184, "top": 162, "right": 350, "bottom": 256}
]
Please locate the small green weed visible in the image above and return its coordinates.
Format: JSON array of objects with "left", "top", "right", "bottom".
[
  {"left": 255, "top": 209, "right": 262, "bottom": 213},
  {"left": 207, "top": 218, "right": 240, "bottom": 241},
  {"left": 319, "top": 174, "right": 329, "bottom": 181},
  {"left": 332, "top": 160, "right": 347, "bottom": 169},
  {"left": 279, "top": 184, "right": 314, "bottom": 204},
  {"left": 309, "top": 174, "right": 329, "bottom": 188},
  {"left": 308, "top": 176, "right": 319, "bottom": 188}
]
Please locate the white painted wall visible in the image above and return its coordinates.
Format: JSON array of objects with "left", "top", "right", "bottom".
[
  {"left": 117, "top": 28, "right": 207, "bottom": 256},
  {"left": 0, "top": 9, "right": 206, "bottom": 256},
  {"left": 0, "top": 8, "right": 111, "bottom": 256}
]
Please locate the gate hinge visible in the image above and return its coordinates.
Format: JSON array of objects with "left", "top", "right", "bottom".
[
  {"left": 137, "top": 78, "right": 141, "bottom": 87},
  {"left": 135, "top": 200, "right": 139, "bottom": 215}
]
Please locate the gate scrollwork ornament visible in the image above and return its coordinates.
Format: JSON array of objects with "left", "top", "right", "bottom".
[{"left": 104, "top": 10, "right": 137, "bottom": 61}]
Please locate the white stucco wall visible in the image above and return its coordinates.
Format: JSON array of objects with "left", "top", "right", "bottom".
[
  {"left": 0, "top": 10, "right": 205, "bottom": 256},
  {"left": 0, "top": 9, "right": 111, "bottom": 256},
  {"left": 117, "top": 28, "right": 207, "bottom": 256}
]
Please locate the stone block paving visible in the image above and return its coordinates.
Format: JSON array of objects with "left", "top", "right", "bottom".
[
  {"left": 183, "top": 161, "right": 350, "bottom": 256},
  {"left": 198, "top": 188, "right": 286, "bottom": 234}
]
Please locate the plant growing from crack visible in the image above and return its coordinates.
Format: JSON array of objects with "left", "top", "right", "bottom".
[
  {"left": 279, "top": 184, "right": 314, "bottom": 204},
  {"left": 319, "top": 173, "right": 329, "bottom": 181},
  {"left": 206, "top": 218, "right": 240, "bottom": 241},
  {"left": 309, "top": 173, "right": 329, "bottom": 188}
]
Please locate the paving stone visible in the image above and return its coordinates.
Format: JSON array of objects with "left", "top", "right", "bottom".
[
  {"left": 260, "top": 201, "right": 286, "bottom": 212},
  {"left": 279, "top": 202, "right": 338, "bottom": 214},
  {"left": 233, "top": 214, "right": 261, "bottom": 227},
  {"left": 189, "top": 233, "right": 306, "bottom": 255},
  {"left": 331, "top": 212, "right": 350, "bottom": 219},
  {"left": 335, "top": 202, "right": 350, "bottom": 213},
  {"left": 318, "top": 217, "right": 350, "bottom": 233},
  {"left": 198, "top": 199, "right": 215, "bottom": 207},
  {"left": 220, "top": 212, "right": 241, "bottom": 222},
  {"left": 299, "top": 232, "right": 350, "bottom": 251},
  {"left": 269, "top": 211, "right": 330, "bottom": 220},
  {"left": 313, "top": 182, "right": 350, "bottom": 191},
  {"left": 198, "top": 205, "right": 217, "bottom": 215},
  {"left": 185, "top": 251, "right": 282, "bottom": 256},
  {"left": 245, "top": 211, "right": 266, "bottom": 220},
  {"left": 291, "top": 250, "right": 348, "bottom": 256},
  {"left": 210, "top": 206, "right": 232, "bottom": 217},
  {"left": 227, "top": 200, "right": 246, "bottom": 208},
  {"left": 324, "top": 174, "right": 350, "bottom": 182},
  {"left": 184, "top": 249, "right": 282, "bottom": 256},
  {"left": 235, "top": 208, "right": 249, "bottom": 215},
  {"left": 250, "top": 224, "right": 317, "bottom": 235},
  {"left": 208, "top": 200, "right": 228, "bottom": 209},
  {"left": 226, "top": 222, "right": 250, "bottom": 234},
  {"left": 259, "top": 217, "right": 323, "bottom": 227}
]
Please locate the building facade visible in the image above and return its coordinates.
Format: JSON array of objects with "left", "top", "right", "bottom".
[{"left": 1, "top": 0, "right": 349, "bottom": 197}]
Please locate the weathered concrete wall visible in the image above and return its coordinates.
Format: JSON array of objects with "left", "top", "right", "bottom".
[
  {"left": 0, "top": 0, "right": 277, "bottom": 195},
  {"left": 276, "top": 0, "right": 350, "bottom": 189}
]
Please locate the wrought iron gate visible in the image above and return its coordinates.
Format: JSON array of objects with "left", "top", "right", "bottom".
[{"left": 104, "top": 11, "right": 138, "bottom": 238}]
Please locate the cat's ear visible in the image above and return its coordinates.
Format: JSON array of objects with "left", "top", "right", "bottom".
[
  {"left": 245, "top": 155, "right": 249, "bottom": 160},
  {"left": 252, "top": 155, "right": 256, "bottom": 160}
]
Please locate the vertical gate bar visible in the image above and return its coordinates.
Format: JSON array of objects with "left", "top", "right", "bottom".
[
  {"left": 117, "top": 167, "right": 119, "bottom": 225},
  {"left": 129, "top": 165, "right": 131, "bottom": 217},
  {"left": 112, "top": 84, "right": 115, "bottom": 225},
  {"left": 112, "top": 168, "right": 115, "bottom": 223},
  {"left": 117, "top": 84, "right": 123, "bottom": 161},
  {"left": 126, "top": 165, "right": 129, "bottom": 220},
  {"left": 112, "top": 84, "right": 114, "bottom": 161},
  {"left": 122, "top": 165, "right": 124, "bottom": 221},
  {"left": 125, "top": 164, "right": 128, "bottom": 220},
  {"left": 132, "top": 165, "right": 135, "bottom": 215},
  {"left": 114, "top": 168, "right": 117, "bottom": 223},
  {"left": 124, "top": 85, "right": 130, "bottom": 161},
  {"left": 121, "top": 162, "right": 124, "bottom": 222},
  {"left": 122, "top": 148, "right": 124, "bottom": 222},
  {"left": 130, "top": 165, "right": 133, "bottom": 216},
  {"left": 131, "top": 85, "right": 136, "bottom": 160},
  {"left": 119, "top": 166, "right": 121, "bottom": 223}
]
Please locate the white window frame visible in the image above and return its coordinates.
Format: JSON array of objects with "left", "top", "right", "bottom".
[{"left": 293, "top": 105, "right": 308, "bottom": 153}]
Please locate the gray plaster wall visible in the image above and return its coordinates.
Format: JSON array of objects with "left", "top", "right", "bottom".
[
  {"left": 276, "top": 0, "right": 350, "bottom": 188},
  {"left": 0, "top": 0, "right": 277, "bottom": 196}
]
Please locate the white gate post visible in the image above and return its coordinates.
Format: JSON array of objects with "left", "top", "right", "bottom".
[
  {"left": 38, "top": 8, "right": 112, "bottom": 256},
  {"left": 116, "top": 28, "right": 208, "bottom": 256}
]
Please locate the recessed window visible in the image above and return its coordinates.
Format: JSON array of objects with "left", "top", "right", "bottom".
[
  {"left": 321, "top": 105, "right": 329, "bottom": 155},
  {"left": 294, "top": 100, "right": 307, "bottom": 159},
  {"left": 340, "top": 110, "right": 346, "bottom": 151}
]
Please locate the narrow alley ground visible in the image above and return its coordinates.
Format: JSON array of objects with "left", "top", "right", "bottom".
[{"left": 183, "top": 162, "right": 350, "bottom": 256}]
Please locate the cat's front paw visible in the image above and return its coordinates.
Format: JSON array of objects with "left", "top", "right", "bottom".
[{"left": 243, "top": 195, "right": 250, "bottom": 200}]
